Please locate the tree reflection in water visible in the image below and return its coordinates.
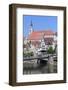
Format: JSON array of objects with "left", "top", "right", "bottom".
[{"left": 23, "top": 59, "right": 57, "bottom": 75}]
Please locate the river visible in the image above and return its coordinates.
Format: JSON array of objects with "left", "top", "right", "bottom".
[{"left": 23, "top": 59, "right": 57, "bottom": 75}]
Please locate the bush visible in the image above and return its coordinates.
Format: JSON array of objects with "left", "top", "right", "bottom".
[
  {"left": 23, "top": 52, "right": 34, "bottom": 57},
  {"left": 47, "top": 46, "right": 54, "bottom": 54}
]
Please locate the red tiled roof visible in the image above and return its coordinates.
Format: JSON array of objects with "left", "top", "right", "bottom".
[{"left": 28, "top": 30, "right": 54, "bottom": 40}]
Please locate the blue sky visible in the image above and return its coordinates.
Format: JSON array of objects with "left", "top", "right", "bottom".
[{"left": 23, "top": 15, "right": 57, "bottom": 37}]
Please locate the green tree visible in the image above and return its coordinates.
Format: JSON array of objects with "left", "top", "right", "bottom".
[
  {"left": 47, "top": 46, "right": 54, "bottom": 54},
  {"left": 23, "top": 51, "right": 34, "bottom": 57}
]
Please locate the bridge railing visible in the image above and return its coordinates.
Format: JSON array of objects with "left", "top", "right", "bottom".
[{"left": 23, "top": 54, "right": 57, "bottom": 61}]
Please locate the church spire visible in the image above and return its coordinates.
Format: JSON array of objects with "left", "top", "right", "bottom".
[
  {"left": 29, "top": 21, "right": 34, "bottom": 35},
  {"left": 30, "top": 20, "right": 33, "bottom": 27}
]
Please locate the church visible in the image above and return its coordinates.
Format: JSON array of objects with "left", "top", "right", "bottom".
[{"left": 24, "top": 21, "right": 57, "bottom": 54}]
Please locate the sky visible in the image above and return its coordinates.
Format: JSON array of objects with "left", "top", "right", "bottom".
[{"left": 23, "top": 15, "right": 57, "bottom": 37}]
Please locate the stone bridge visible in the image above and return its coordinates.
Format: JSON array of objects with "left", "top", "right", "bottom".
[{"left": 23, "top": 54, "right": 57, "bottom": 62}]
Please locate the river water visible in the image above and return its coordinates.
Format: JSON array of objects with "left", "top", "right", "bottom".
[{"left": 23, "top": 59, "right": 57, "bottom": 75}]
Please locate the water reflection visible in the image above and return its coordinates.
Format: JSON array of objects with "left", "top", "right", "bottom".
[{"left": 23, "top": 59, "right": 57, "bottom": 75}]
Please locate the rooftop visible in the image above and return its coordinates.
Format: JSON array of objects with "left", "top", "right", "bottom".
[{"left": 28, "top": 30, "right": 55, "bottom": 40}]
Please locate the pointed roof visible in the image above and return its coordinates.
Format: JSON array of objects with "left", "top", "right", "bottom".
[{"left": 30, "top": 21, "right": 33, "bottom": 27}]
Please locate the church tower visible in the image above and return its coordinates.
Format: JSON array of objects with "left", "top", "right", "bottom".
[{"left": 29, "top": 21, "right": 34, "bottom": 35}]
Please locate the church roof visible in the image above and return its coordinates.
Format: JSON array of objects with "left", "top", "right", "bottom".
[{"left": 28, "top": 30, "right": 55, "bottom": 40}]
